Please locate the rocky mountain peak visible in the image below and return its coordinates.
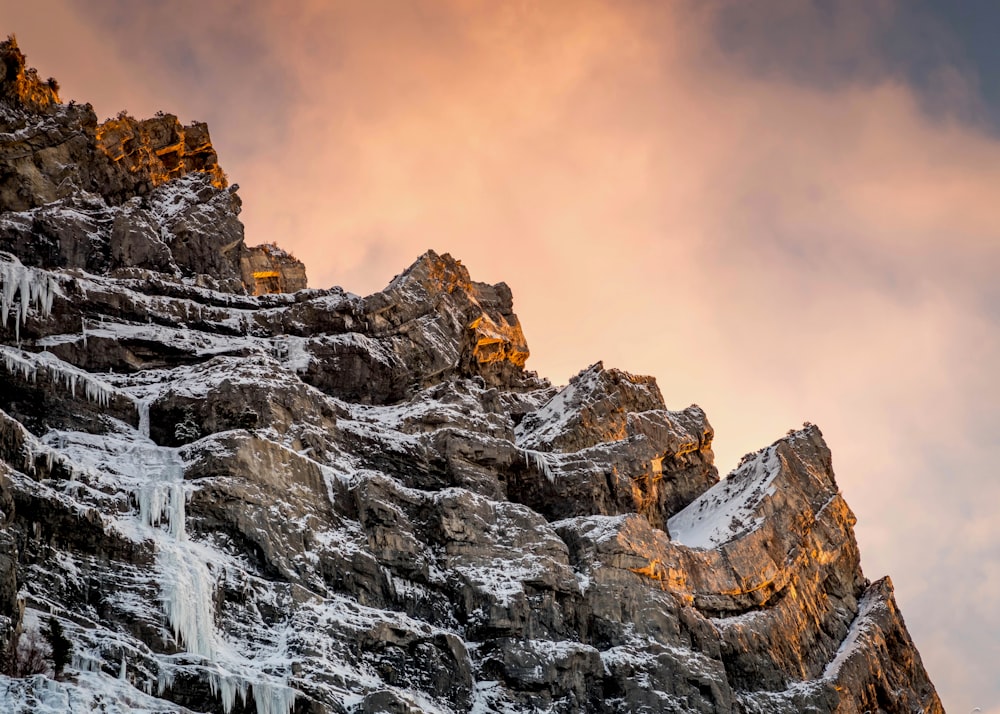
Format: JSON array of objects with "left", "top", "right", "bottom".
[
  {"left": 0, "top": 37, "right": 944, "bottom": 714},
  {"left": 0, "top": 39, "right": 303, "bottom": 297},
  {"left": 0, "top": 35, "right": 60, "bottom": 113}
]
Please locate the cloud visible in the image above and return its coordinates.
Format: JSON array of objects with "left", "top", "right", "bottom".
[{"left": 3, "top": 1, "right": 999, "bottom": 709}]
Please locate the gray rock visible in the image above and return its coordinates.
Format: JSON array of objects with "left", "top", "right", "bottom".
[{"left": 0, "top": 36, "right": 944, "bottom": 714}]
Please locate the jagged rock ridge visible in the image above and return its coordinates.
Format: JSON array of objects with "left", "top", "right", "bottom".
[
  {"left": 0, "top": 37, "right": 943, "bottom": 714},
  {"left": 0, "top": 35, "right": 304, "bottom": 296}
]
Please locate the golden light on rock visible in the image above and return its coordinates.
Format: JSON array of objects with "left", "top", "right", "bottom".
[
  {"left": 95, "top": 113, "right": 228, "bottom": 189},
  {"left": 469, "top": 314, "right": 530, "bottom": 368},
  {"left": 0, "top": 35, "right": 59, "bottom": 111}
]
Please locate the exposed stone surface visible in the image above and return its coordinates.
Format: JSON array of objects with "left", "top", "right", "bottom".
[
  {"left": 241, "top": 243, "right": 309, "bottom": 295},
  {"left": 0, "top": 36, "right": 305, "bottom": 295},
  {"left": 95, "top": 113, "right": 227, "bottom": 192},
  {"left": 511, "top": 362, "right": 718, "bottom": 530},
  {"left": 0, "top": 38, "right": 944, "bottom": 714},
  {"left": 0, "top": 36, "right": 59, "bottom": 113}
]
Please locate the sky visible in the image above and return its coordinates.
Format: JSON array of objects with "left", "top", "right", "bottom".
[{"left": 3, "top": 0, "right": 998, "bottom": 710}]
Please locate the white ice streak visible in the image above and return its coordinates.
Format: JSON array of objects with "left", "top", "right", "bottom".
[
  {"left": 133, "top": 445, "right": 187, "bottom": 541},
  {"left": 159, "top": 541, "right": 217, "bottom": 658},
  {"left": 125, "top": 438, "right": 215, "bottom": 656},
  {"left": 271, "top": 335, "right": 312, "bottom": 373},
  {"left": 123, "top": 422, "right": 297, "bottom": 714},
  {"left": 207, "top": 672, "right": 297, "bottom": 714},
  {"left": 136, "top": 397, "right": 151, "bottom": 439},
  {"left": 0, "top": 252, "right": 58, "bottom": 341}
]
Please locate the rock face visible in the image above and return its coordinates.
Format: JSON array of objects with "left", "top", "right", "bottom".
[
  {"left": 0, "top": 38, "right": 944, "bottom": 714},
  {"left": 0, "top": 35, "right": 305, "bottom": 295},
  {"left": 95, "top": 113, "right": 227, "bottom": 192},
  {"left": 241, "top": 244, "right": 309, "bottom": 295}
]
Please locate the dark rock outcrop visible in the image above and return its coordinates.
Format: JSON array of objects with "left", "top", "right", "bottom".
[
  {"left": 0, "top": 37, "right": 944, "bottom": 714},
  {"left": 0, "top": 35, "right": 304, "bottom": 295}
]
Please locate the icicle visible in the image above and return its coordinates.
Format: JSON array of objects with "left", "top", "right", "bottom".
[
  {"left": 1, "top": 345, "right": 37, "bottom": 382},
  {"left": 119, "top": 655, "right": 127, "bottom": 680},
  {"left": 157, "top": 667, "right": 176, "bottom": 695},
  {"left": 134, "top": 446, "right": 186, "bottom": 539},
  {"left": 522, "top": 448, "right": 556, "bottom": 483},
  {"left": 132, "top": 443, "right": 218, "bottom": 658},
  {"left": 249, "top": 681, "right": 298, "bottom": 714},
  {"left": 159, "top": 541, "right": 216, "bottom": 658},
  {"left": 0, "top": 254, "right": 58, "bottom": 337},
  {"left": 1, "top": 267, "right": 14, "bottom": 326},
  {"left": 137, "top": 480, "right": 173, "bottom": 530},
  {"left": 209, "top": 671, "right": 249, "bottom": 714},
  {"left": 2, "top": 347, "right": 117, "bottom": 408},
  {"left": 16, "top": 268, "right": 29, "bottom": 342},
  {"left": 81, "top": 317, "right": 87, "bottom": 348},
  {"left": 71, "top": 652, "right": 102, "bottom": 673},
  {"left": 126, "top": 424, "right": 298, "bottom": 714},
  {"left": 206, "top": 671, "right": 296, "bottom": 714}
]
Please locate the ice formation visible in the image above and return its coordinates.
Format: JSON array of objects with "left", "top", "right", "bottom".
[
  {"left": 127, "top": 420, "right": 296, "bottom": 714},
  {"left": 521, "top": 448, "right": 556, "bottom": 483},
  {"left": 0, "top": 253, "right": 57, "bottom": 341},
  {"left": 0, "top": 346, "right": 114, "bottom": 408}
]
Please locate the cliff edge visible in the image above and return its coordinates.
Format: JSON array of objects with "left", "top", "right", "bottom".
[{"left": 0, "top": 37, "right": 943, "bottom": 714}]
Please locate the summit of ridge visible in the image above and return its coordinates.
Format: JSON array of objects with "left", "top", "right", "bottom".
[{"left": 0, "top": 35, "right": 945, "bottom": 714}]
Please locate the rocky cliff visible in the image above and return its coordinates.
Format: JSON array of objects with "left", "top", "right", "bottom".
[{"left": 0, "top": 37, "right": 943, "bottom": 714}]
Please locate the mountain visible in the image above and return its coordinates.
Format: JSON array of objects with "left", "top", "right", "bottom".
[{"left": 0, "top": 35, "right": 943, "bottom": 713}]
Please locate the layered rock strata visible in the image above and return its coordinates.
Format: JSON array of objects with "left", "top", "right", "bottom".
[
  {"left": 0, "top": 35, "right": 305, "bottom": 295},
  {"left": 0, "top": 38, "right": 943, "bottom": 714}
]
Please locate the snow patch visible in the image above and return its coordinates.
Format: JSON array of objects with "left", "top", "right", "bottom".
[
  {"left": 822, "top": 588, "right": 882, "bottom": 679},
  {"left": 667, "top": 446, "right": 780, "bottom": 549}
]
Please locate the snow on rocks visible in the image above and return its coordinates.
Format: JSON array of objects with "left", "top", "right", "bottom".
[
  {"left": 667, "top": 446, "right": 780, "bottom": 549},
  {"left": 0, "top": 72, "right": 943, "bottom": 711},
  {"left": 0, "top": 671, "right": 194, "bottom": 714}
]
